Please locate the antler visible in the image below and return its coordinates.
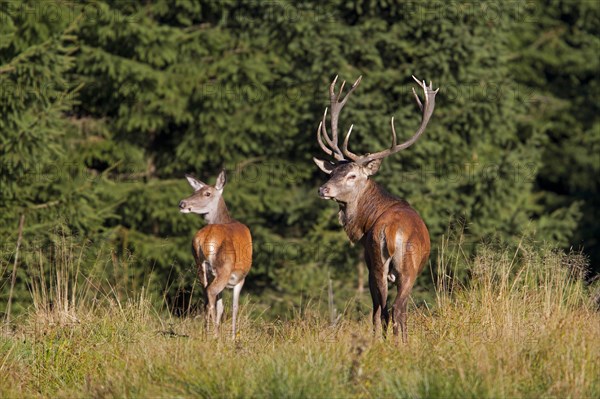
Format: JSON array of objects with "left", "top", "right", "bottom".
[
  {"left": 316, "top": 75, "right": 362, "bottom": 161},
  {"left": 350, "top": 76, "right": 439, "bottom": 165}
]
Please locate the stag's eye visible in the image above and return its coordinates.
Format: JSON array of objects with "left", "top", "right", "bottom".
[{"left": 347, "top": 174, "right": 357, "bottom": 180}]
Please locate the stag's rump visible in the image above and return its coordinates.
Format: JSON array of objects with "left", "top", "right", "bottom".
[{"left": 378, "top": 204, "right": 430, "bottom": 279}]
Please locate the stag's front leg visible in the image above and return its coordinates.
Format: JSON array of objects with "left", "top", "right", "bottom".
[
  {"left": 365, "top": 244, "right": 388, "bottom": 338},
  {"left": 367, "top": 268, "right": 389, "bottom": 338},
  {"left": 368, "top": 273, "right": 381, "bottom": 336}
]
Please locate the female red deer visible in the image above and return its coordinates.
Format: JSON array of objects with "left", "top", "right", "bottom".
[
  {"left": 179, "top": 170, "right": 252, "bottom": 337},
  {"left": 313, "top": 75, "right": 438, "bottom": 342}
]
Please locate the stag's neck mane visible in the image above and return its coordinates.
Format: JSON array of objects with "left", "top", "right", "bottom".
[
  {"left": 338, "top": 180, "right": 408, "bottom": 243},
  {"left": 204, "top": 197, "right": 233, "bottom": 225}
]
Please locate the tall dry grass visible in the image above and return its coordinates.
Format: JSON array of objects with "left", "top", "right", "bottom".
[{"left": 1, "top": 237, "right": 599, "bottom": 398}]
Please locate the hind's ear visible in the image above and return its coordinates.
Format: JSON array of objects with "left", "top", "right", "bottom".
[
  {"left": 313, "top": 158, "right": 335, "bottom": 175},
  {"left": 185, "top": 174, "right": 205, "bottom": 191},
  {"left": 215, "top": 169, "right": 227, "bottom": 191}
]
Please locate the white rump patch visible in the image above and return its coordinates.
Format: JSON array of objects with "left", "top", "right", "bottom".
[
  {"left": 385, "top": 232, "right": 404, "bottom": 284},
  {"left": 200, "top": 260, "right": 216, "bottom": 287}
]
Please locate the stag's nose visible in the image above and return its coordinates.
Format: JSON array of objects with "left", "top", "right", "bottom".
[
  {"left": 318, "top": 186, "right": 329, "bottom": 197},
  {"left": 179, "top": 200, "right": 186, "bottom": 209}
]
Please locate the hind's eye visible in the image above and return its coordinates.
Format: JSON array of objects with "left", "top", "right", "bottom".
[
  {"left": 348, "top": 174, "right": 356, "bottom": 180},
  {"left": 204, "top": 192, "right": 211, "bottom": 197}
]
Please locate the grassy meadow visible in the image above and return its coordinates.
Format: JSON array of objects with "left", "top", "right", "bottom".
[
  {"left": 2, "top": 2, "right": 599, "bottom": 398},
  {"left": 1, "top": 241, "right": 599, "bottom": 399}
]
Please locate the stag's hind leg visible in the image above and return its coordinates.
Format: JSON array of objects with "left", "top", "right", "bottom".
[
  {"left": 390, "top": 233, "right": 418, "bottom": 343},
  {"left": 392, "top": 275, "right": 414, "bottom": 343},
  {"left": 392, "top": 242, "right": 417, "bottom": 344}
]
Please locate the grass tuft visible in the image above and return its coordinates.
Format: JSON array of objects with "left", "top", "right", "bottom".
[{"left": 1, "top": 240, "right": 599, "bottom": 398}]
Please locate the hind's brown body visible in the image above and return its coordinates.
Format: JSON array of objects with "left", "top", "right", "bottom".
[{"left": 192, "top": 222, "right": 252, "bottom": 289}]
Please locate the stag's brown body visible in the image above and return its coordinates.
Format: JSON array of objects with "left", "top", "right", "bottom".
[
  {"left": 347, "top": 181, "right": 429, "bottom": 336},
  {"left": 313, "top": 75, "right": 438, "bottom": 342}
]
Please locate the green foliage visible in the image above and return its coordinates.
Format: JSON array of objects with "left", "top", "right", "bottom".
[
  {"left": 1, "top": 0, "right": 598, "bottom": 317},
  {"left": 510, "top": 0, "right": 600, "bottom": 272}
]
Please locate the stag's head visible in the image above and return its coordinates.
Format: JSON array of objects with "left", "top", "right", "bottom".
[
  {"left": 179, "top": 170, "right": 227, "bottom": 215},
  {"left": 313, "top": 75, "right": 439, "bottom": 204}
]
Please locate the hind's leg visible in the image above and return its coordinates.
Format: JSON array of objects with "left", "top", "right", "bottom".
[
  {"left": 216, "top": 293, "right": 224, "bottom": 325},
  {"left": 206, "top": 273, "right": 230, "bottom": 335},
  {"left": 231, "top": 278, "right": 245, "bottom": 338}
]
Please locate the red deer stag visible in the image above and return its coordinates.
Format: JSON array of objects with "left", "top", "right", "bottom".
[
  {"left": 179, "top": 170, "right": 252, "bottom": 337},
  {"left": 313, "top": 75, "right": 438, "bottom": 343}
]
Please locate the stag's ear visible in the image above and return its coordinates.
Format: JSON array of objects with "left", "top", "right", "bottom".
[
  {"left": 363, "top": 159, "right": 382, "bottom": 176},
  {"left": 215, "top": 169, "right": 227, "bottom": 192},
  {"left": 185, "top": 174, "right": 205, "bottom": 191},
  {"left": 313, "top": 157, "right": 335, "bottom": 175}
]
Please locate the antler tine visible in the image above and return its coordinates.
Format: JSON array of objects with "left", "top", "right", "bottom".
[
  {"left": 390, "top": 116, "right": 397, "bottom": 147},
  {"left": 411, "top": 75, "right": 424, "bottom": 87},
  {"left": 328, "top": 76, "right": 342, "bottom": 146},
  {"left": 341, "top": 75, "right": 362, "bottom": 105},
  {"left": 342, "top": 124, "right": 360, "bottom": 161},
  {"left": 318, "top": 107, "right": 345, "bottom": 161},
  {"left": 355, "top": 75, "right": 439, "bottom": 165},
  {"left": 337, "top": 80, "right": 346, "bottom": 100},
  {"left": 320, "top": 107, "right": 334, "bottom": 147},
  {"left": 329, "top": 75, "right": 339, "bottom": 98},
  {"left": 330, "top": 75, "right": 362, "bottom": 138},
  {"left": 316, "top": 74, "right": 363, "bottom": 162},
  {"left": 317, "top": 121, "right": 333, "bottom": 157},
  {"left": 411, "top": 87, "right": 423, "bottom": 111}
]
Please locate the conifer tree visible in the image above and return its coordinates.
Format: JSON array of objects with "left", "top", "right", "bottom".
[{"left": 1, "top": 0, "right": 596, "bottom": 316}]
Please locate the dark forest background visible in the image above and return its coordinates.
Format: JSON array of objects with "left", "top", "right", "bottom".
[{"left": 1, "top": 0, "right": 598, "bottom": 317}]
